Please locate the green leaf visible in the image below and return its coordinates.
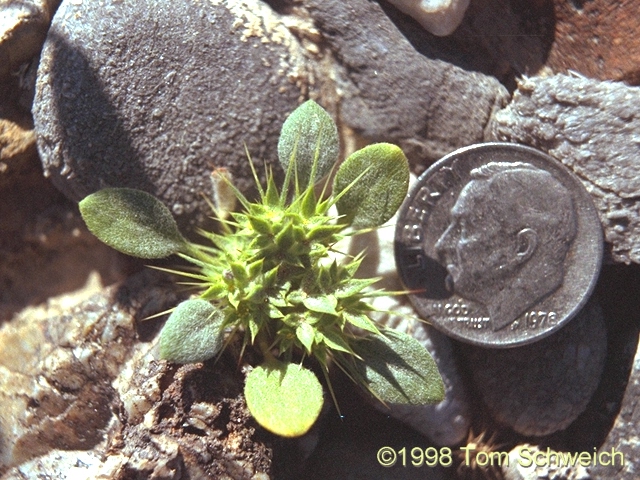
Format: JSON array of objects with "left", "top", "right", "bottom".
[
  {"left": 275, "top": 221, "right": 295, "bottom": 251},
  {"left": 159, "top": 299, "right": 224, "bottom": 364},
  {"left": 335, "top": 278, "right": 379, "bottom": 298},
  {"left": 287, "top": 290, "right": 306, "bottom": 305},
  {"left": 306, "top": 223, "right": 344, "bottom": 242},
  {"left": 303, "top": 295, "right": 338, "bottom": 316},
  {"left": 343, "top": 312, "right": 380, "bottom": 335},
  {"left": 244, "top": 361, "right": 323, "bottom": 437},
  {"left": 296, "top": 322, "right": 316, "bottom": 353},
  {"left": 79, "top": 188, "right": 189, "bottom": 258},
  {"left": 319, "top": 329, "right": 354, "bottom": 354},
  {"left": 277, "top": 100, "right": 339, "bottom": 187},
  {"left": 248, "top": 214, "right": 273, "bottom": 235},
  {"left": 333, "top": 143, "right": 409, "bottom": 229},
  {"left": 351, "top": 329, "right": 444, "bottom": 405}
]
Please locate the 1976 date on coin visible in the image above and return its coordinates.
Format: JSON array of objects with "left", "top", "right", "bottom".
[{"left": 394, "top": 143, "right": 602, "bottom": 348}]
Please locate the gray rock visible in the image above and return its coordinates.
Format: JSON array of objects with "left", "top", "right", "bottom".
[
  {"left": 0, "top": 270, "right": 179, "bottom": 470},
  {"left": 0, "top": 270, "right": 274, "bottom": 478},
  {"left": 33, "top": 0, "right": 309, "bottom": 235},
  {"left": 590, "top": 333, "right": 640, "bottom": 479},
  {"left": 503, "top": 444, "right": 591, "bottom": 480},
  {"left": 303, "top": 0, "right": 510, "bottom": 167},
  {"left": 488, "top": 74, "right": 640, "bottom": 264},
  {"left": 465, "top": 300, "right": 607, "bottom": 437}
]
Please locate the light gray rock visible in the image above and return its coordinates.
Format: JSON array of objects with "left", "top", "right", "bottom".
[
  {"left": 303, "top": 0, "right": 510, "bottom": 167},
  {"left": 503, "top": 444, "right": 591, "bottom": 480},
  {"left": 33, "top": 0, "right": 310, "bottom": 236},
  {"left": 0, "top": 0, "right": 60, "bottom": 79},
  {"left": 465, "top": 300, "right": 607, "bottom": 437},
  {"left": 0, "top": 270, "right": 274, "bottom": 478},
  {"left": 0, "top": 270, "right": 179, "bottom": 471},
  {"left": 488, "top": 74, "right": 640, "bottom": 264}
]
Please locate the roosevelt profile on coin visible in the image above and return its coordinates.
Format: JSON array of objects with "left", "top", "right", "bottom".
[{"left": 434, "top": 162, "right": 578, "bottom": 331}]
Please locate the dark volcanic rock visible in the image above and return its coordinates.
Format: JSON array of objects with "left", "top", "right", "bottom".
[
  {"left": 303, "top": 0, "right": 510, "bottom": 168},
  {"left": 465, "top": 300, "right": 607, "bottom": 437},
  {"left": 488, "top": 74, "right": 640, "bottom": 264},
  {"left": 590, "top": 341, "right": 640, "bottom": 480},
  {"left": 33, "top": 0, "right": 309, "bottom": 235}
]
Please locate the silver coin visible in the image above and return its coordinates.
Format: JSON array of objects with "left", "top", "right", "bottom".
[{"left": 394, "top": 143, "right": 603, "bottom": 347}]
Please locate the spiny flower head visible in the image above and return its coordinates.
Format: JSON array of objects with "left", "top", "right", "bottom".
[{"left": 79, "top": 100, "right": 444, "bottom": 438}]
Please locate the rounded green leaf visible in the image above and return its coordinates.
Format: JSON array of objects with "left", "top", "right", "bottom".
[
  {"left": 160, "top": 299, "right": 224, "bottom": 364},
  {"left": 333, "top": 143, "right": 409, "bottom": 229},
  {"left": 79, "top": 188, "right": 188, "bottom": 258},
  {"left": 277, "top": 99, "right": 339, "bottom": 186},
  {"left": 352, "top": 329, "right": 444, "bottom": 405},
  {"left": 245, "top": 361, "right": 323, "bottom": 437}
]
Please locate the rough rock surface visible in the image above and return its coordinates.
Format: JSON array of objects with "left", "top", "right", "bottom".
[
  {"left": 502, "top": 444, "right": 590, "bottom": 480},
  {"left": 0, "top": 271, "right": 275, "bottom": 478},
  {"left": 546, "top": 0, "right": 640, "bottom": 84},
  {"left": 590, "top": 315, "right": 640, "bottom": 478},
  {"left": 304, "top": 0, "right": 510, "bottom": 167},
  {"left": 465, "top": 300, "right": 607, "bottom": 437},
  {"left": 0, "top": 116, "right": 131, "bottom": 322},
  {"left": 0, "top": 0, "right": 60, "bottom": 79},
  {"left": 33, "top": 0, "right": 310, "bottom": 236},
  {"left": 488, "top": 74, "right": 640, "bottom": 264}
]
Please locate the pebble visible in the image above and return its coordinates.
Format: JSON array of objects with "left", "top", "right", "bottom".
[
  {"left": 385, "top": 0, "right": 471, "bottom": 36},
  {"left": 0, "top": 0, "right": 58, "bottom": 79},
  {"left": 489, "top": 74, "right": 640, "bottom": 264},
  {"left": 465, "top": 300, "right": 607, "bottom": 437},
  {"left": 304, "top": 0, "right": 509, "bottom": 165},
  {"left": 33, "top": 0, "right": 309, "bottom": 235}
]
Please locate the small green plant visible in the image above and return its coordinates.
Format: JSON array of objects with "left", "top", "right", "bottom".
[{"left": 79, "top": 100, "right": 444, "bottom": 437}]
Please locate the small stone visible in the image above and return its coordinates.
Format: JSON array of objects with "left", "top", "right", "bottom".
[
  {"left": 385, "top": 0, "right": 471, "bottom": 36},
  {"left": 33, "top": 0, "right": 309, "bottom": 235},
  {"left": 503, "top": 444, "right": 591, "bottom": 480},
  {"left": 0, "top": 118, "right": 36, "bottom": 178},
  {"left": 488, "top": 74, "right": 640, "bottom": 264},
  {"left": 0, "top": 0, "right": 59, "bottom": 79},
  {"left": 465, "top": 300, "right": 607, "bottom": 437}
]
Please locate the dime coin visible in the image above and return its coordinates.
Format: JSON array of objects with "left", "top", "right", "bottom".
[{"left": 394, "top": 143, "right": 602, "bottom": 347}]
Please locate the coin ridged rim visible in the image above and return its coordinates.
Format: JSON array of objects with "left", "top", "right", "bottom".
[{"left": 394, "top": 142, "right": 603, "bottom": 348}]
